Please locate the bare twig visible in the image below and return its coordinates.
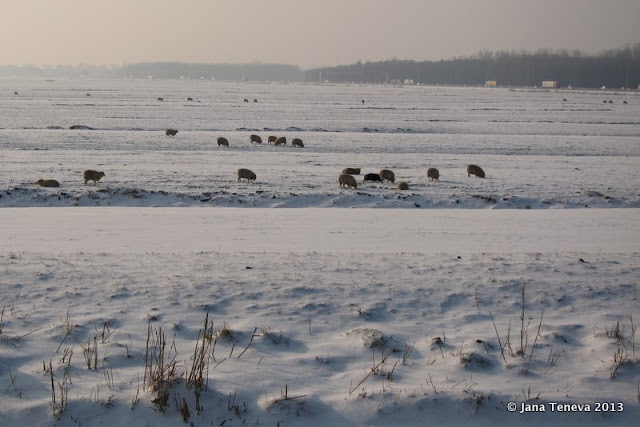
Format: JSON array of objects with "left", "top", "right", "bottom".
[
  {"left": 528, "top": 311, "right": 544, "bottom": 362},
  {"left": 490, "top": 312, "right": 507, "bottom": 364},
  {"left": 349, "top": 340, "right": 402, "bottom": 394},
  {"left": 237, "top": 327, "right": 259, "bottom": 359}
]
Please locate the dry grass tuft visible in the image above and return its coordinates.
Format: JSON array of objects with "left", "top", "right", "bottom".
[
  {"left": 608, "top": 316, "right": 636, "bottom": 379},
  {"left": 143, "top": 322, "right": 180, "bottom": 412}
]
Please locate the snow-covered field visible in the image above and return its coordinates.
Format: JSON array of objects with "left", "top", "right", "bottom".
[
  {"left": 0, "top": 78, "right": 639, "bottom": 426},
  {"left": 1, "top": 78, "right": 639, "bottom": 208}
]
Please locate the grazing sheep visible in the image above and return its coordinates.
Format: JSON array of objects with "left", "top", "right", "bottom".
[
  {"left": 253, "top": 99, "right": 258, "bottom": 103},
  {"left": 83, "top": 169, "right": 105, "bottom": 185},
  {"left": 274, "top": 136, "right": 287, "bottom": 146},
  {"left": 427, "top": 168, "right": 440, "bottom": 181},
  {"left": 166, "top": 128, "right": 178, "bottom": 137},
  {"left": 363, "top": 173, "right": 381, "bottom": 182},
  {"left": 217, "top": 137, "right": 229, "bottom": 147},
  {"left": 243, "top": 98, "right": 249, "bottom": 103},
  {"left": 157, "top": 97, "right": 164, "bottom": 101},
  {"left": 339, "top": 173, "right": 358, "bottom": 189},
  {"left": 397, "top": 181, "right": 409, "bottom": 190},
  {"left": 187, "top": 97, "right": 193, "bottom": 101},
  {"left": 36, "top": 179, "right": 60, "bottom": 188},
  {"left": 267, "top": 135, "right": 277, "bottom": 144},
  {"left": 466, "top": 164, "right": 485, "bottom": 178},
  {"left": 250, "top": 134, "right": 262, "bottom": 144},
  {"left": 379, "top": 169, "right": 395, "bottom": 183},
  {"left": 291, "top": 137, "right": 304, "bottom": 148},
  {"left": 237, "top": 168, "right": 256, "bottom": 183},
  {"left": 342, "top": 168, "right": 361, "bottom": 175}
]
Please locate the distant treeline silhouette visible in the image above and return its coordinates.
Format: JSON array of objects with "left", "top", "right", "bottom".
[
  {"left": 306, "top": 44, "right": 640, "bottom": 89},
  {"left": 1, "top": 44, "right": 637, "bottom": 88}
]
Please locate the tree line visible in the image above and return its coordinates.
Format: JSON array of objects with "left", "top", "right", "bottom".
[
  {"left": 305, "top": 44, "right": 640, "bottom": 89},
  {"left": 1, "top": 44, "right": 638, "bottom": 88}
]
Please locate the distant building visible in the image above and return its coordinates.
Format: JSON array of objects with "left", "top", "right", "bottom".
[
  {"left": 485, "top": 80, "right": 497, "bottom": 87},
  {"left": 541, "top": 81, "right": 558, "bottom": 88}
]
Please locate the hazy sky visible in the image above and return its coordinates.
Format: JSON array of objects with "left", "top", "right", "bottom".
[{"left": 3, "top": 0, "right": 639, "bottom": 68}]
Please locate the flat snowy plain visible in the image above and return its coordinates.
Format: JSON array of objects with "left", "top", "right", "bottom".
[{"left": 0, "top": 78, "right": 639, "bottom": 426}]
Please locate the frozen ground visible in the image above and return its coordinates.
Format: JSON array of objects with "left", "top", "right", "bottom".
[{"left": 0, "top": 79, "right": 639, "bottom": 426}]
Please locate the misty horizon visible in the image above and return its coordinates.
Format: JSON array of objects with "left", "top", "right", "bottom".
[
  {"left": 2, "top": 0, "right": 639, "bottom": 70},
  {"left": 0, "top": 43, "right": 637, "bottom": 71}
]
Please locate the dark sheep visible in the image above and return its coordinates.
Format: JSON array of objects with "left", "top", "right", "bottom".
[
  {"left": 83, "top": 170, "right": 105, "bottom": 185},
  {"left": 274, "top": 136, "right": 287, "bottom": 146},
  {"left": 397, "top": 181, "right": 409, "bottom": 190},
  {"left": 268, "top": 135, "right": 277, "bottom": 144},
  {"left": 363, "top": 173, "right": 381, "bottom": 182},
  {"left": 237, "top": 168, "right": 256, "bottom": 183},
  {"left": 250, "top": 134, "right": 262, "bottom": 144},
  {"left": 166, "top": 128, "right": 178, "bottom": 137},
  {"left": 339, "top": 173, "right": 358, "bottom": 189},
  {"left": 36, "top": 179, "right": 60, "bottom": 188},
  {"left": 342, "top": 168, "right": 361, "bottom": 175},
  {"left": 291, "top": 138, "right": 304, "bottom": 148},
  {"left": 467, "top": 164, "right": 485, "bottom": 178},
  {"left": 379, "top": 169, "right": 395, "bottom": 183},
  {"left": 427, "top": 168, "right": 440, "bottom": 181},
  {"left": 217, "top": 137, "right": 229, "bottom": 147}
]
